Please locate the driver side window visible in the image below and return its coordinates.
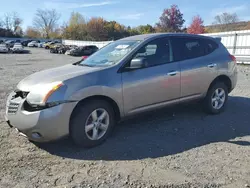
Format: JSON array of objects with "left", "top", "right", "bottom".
[{"left": 132, "top": 38, "right": 173, "bottom": 67}]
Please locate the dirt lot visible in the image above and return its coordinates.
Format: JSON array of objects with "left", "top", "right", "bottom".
[{"left": 0, "top": 48, "right": 250, "bottom": 188}]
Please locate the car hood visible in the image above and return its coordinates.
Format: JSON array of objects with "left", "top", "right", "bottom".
[{"left": 17, "top": 64, "right": 101, "bottom": 91}]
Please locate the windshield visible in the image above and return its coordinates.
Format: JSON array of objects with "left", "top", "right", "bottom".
[{"left": 79, "top": 40, "right": 141, "bottom": 67}]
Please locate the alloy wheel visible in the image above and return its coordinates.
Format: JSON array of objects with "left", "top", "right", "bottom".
[
  {"left": 85, "top": 108, "right": 110, "bottom": 140},
  {"left": 211, "top": 88, "right": 226, "bottom": 110}
]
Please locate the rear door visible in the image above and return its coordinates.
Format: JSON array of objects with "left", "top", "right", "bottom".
[{"left": 171, "top": 37, "right": 219, "bottom": 99}]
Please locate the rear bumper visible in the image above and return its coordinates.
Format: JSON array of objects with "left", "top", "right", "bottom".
[{"left": 5, "top": 92, "right": 77, "bottom": 142}]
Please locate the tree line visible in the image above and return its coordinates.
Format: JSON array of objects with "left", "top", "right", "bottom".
[{"left": 0, "top": 4, "right": 249, "bottom": 41}]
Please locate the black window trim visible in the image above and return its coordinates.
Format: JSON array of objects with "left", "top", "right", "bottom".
[{"left": 119, "top": 37, "right": 175, "bottom": 73}]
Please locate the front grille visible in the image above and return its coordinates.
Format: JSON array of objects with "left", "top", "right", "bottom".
[
  {"left": 14, "top": 90, "right": 29, "bottom": 99},
  {"left": 8, "top": 102, "right": 20, "bottom": 114}
]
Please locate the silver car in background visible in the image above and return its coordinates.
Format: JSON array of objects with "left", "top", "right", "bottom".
[
  {"left": 0, "top": 43, "right": 9, "bottom": 53},
  {"left": 27, "top": 41, "right": 39, "bottom": 47},
  {"left": 11, "top": 43, "right": 24, "bottom": 53},
  {"left": 5, "top": 33, "right": 237, "bottom": 148}
]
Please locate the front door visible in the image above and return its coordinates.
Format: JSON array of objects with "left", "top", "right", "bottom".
[{"left": 121, "top": 37, "right": 181, "bottom": 115}]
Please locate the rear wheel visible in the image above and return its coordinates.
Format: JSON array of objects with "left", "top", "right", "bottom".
[
  {"left": 203, "top": 82, "right": 228, "bottom": 114},
  {"left": 70, "top": 100, "right": 115, "bottom": 148}
]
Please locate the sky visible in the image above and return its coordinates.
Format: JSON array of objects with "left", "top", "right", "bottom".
[{"left": 0, "top": 0, "right": 250, "bottom": 30}]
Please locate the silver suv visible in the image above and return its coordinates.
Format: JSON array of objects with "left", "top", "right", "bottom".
[{"left": 5, "top": 33, "right": 237, "bottom": 147}]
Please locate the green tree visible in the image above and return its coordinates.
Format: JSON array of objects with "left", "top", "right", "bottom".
[
  {"left": 62, "top": 12, "right": 87, "bottom": 40},
  {"left": 104, "top": 21, "right": 128, "bottom": 40},
  {"left": 137, "top": 24, "right": 155, "bottom": 34}
]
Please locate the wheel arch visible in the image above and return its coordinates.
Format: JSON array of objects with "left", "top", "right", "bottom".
[
  {"left": 208, "top": 75, "right": 232, "bottom": 93},
  {"left": 69, "top": 95, "right": 121, "bottom": 126}
]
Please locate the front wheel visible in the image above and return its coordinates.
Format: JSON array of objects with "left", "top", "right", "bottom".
[
  {"left": 70, "top": 100, "right": 115, "bottom": 148},
  {"left": 203, "top": 82, "right": 228, "bottom": 114}
]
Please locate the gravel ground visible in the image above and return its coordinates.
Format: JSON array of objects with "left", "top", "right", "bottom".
[{"left": 0, "top": 48, "right": 250, "bottom": 188}]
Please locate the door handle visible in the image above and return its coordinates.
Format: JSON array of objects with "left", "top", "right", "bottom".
[
  {"left": 167, "top": 71, "right": 177, "bottom": 76},
  {"left": 208, "top": 63, "right": 217, "bottom": 68}
]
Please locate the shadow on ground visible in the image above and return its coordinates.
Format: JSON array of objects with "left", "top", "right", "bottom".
[{"left": 37, "top": 96, "right": 250, "bottom": 160}]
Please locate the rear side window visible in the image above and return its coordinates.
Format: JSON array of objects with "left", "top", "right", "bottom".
[
  {"left": 203, "top": 39, "right": 219, "bottom": 54},
  {"left": 171, "top": 37, "right": 218, "bottom": 62},
  {"left": 171, "top": 37, "right": 206, "bottom": 61}
]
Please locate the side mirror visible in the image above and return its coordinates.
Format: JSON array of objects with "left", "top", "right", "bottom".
[{"left": 129, "top": 57, "right": 146, "bottom": 69}]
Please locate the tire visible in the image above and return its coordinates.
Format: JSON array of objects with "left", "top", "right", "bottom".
[
  {"left": 203, "top": 82, "right": 228, "bottom": 114},
  {"left": 70, "top": 100, "right": 115, "bottom": 148}
]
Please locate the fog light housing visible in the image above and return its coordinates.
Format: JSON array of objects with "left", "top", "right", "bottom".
[{"left": 32, "top": 132, "right": 41, "bottom": 139}]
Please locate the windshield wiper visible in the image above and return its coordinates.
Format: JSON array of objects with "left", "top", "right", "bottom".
[{"left": 78, "top": 64, "right": 95, "bottom": 67}]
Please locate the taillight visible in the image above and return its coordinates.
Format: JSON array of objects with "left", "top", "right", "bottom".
[
  {"left": 230, "top": 54, "right": 236, "bottom": 64},
  {"left": 82, "top": 56, "right": 88, "bottom": 60}
]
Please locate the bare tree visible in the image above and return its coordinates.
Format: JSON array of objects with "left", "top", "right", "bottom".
[
  {"left": 2, "top": 12, "right": 23, "bottom": 36},
  {"left": 33, "top": 9, "right": 61, "bottom": 39},
  {"left": 213, "top": 12, "right": 239, "bottom": 31},
  {"left": 0, "top": 19, "right": 3, "bottom": 28}
]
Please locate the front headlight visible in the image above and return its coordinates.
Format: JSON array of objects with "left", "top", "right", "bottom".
[{"left": 26, "top": 81, "right": 64, "bottom": 105}]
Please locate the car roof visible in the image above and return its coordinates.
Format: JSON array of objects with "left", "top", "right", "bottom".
[{"left": 119, "top": 33, "right": 216, "bottom": 41}]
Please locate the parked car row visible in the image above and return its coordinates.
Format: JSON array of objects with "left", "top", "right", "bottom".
[
  {"left": 0, "top": 38, "right": 99, "bottom": 59},
  {"left": 0, "top": 43, "right": 25, "bottom": 53},
  {"left": 1, "top": 40, "right": 22, "bottom": 48}
]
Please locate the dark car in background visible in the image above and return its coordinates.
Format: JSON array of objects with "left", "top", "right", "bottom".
[
  {"left": 66, "top": 45, "right": 98, "bottom": 57},
  {"left": 5, "top": 40, "right": 15, "bottom": 48},
  {"left": 21, "top": 40, "right": 33, "bottom": 46},
  {"left": 50, "top": 44, "right": 65, "bottom": 53},
  {"left": 58, "top": 45, "right": 71, "bottom": 54}
]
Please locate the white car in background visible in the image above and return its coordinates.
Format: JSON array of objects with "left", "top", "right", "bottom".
[
  {"left": 38, "top": 42, "right": 45, "bottom": 48},
  {"left": 0, "top": 43, "right": 9, "bottom": 53},
  {"left": 28, "top": 41, "right": 39, "bottom": 47},
  {"left": 11, "top": 43, "right": 24, "bottom": 53}
]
